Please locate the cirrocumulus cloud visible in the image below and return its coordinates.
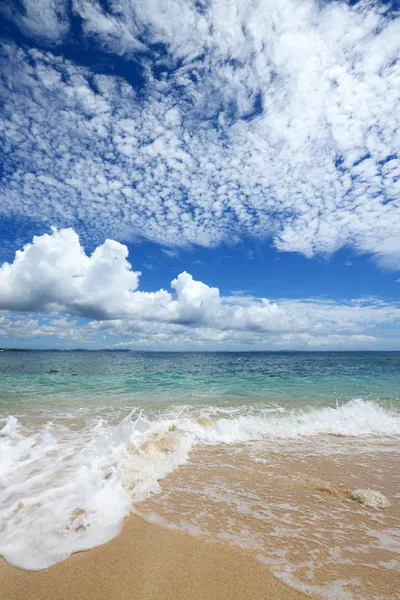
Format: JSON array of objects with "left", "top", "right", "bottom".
[{"left": 0, "top": 0, "right": 399, "bottom": 266}]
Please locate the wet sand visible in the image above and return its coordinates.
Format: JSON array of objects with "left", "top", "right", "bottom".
[
  {"left": 0, "top": 515, "right": 315, "bottom": 600},
  {"left": 135, "top": 440, "right": 400, "bottom": 600}
]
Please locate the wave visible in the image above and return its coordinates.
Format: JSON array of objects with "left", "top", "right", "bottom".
[{"left": 0, "top": 399, "right": 399, "bottom": 570}]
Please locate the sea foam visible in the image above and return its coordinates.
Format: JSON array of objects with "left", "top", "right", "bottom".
[{"left": 0, "top": 399, "right": 399, "bottom": 570}]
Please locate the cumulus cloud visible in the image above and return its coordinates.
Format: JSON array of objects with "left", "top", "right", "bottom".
[
  {"left": 1, "top": 229, "right": 400, "bottom": 349},
  {"left": 0, "top": 228, "right": 142, "bottom": 319},
  {"left": 0, "top": 0, "right": 399, "bottom": 266}
]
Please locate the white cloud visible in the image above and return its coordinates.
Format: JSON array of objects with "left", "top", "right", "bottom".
[
  {"left": 0, "top": 316, "right": 92, "bottom": 341},
  {"left": 0, "top": 1, "right": 399, "bottom": 266},
  {"left": 0, "top": 227, "right": 142, "bottom": 319},
  {"left": 109, "top": 331, "right": 381, "bottom": 351},
  {"left": 0, "top": 229, "right": 400, "bottom": 349},
  {"left": 1, "top": 0, "right": 70, "bottom": 43},
  {"left": 161, "top": 248, "right": 178, "bottom": 259}
]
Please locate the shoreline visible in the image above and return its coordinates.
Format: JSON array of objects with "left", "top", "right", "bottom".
[{"left": 0, "top": 514, "right": 316, "bottom": 600}]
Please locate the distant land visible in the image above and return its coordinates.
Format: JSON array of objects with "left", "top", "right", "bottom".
[{"left": 0, "top": 348, "right": 131, "bottom": 353}]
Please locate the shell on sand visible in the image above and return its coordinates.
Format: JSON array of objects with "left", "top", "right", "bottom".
[{"left": 349, "top": 489, "right": 391, "bottom": 509}]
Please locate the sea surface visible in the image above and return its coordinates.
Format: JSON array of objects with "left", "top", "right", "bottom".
[{"left": 1, "top": 351, "right": 400, "bottom": 598}]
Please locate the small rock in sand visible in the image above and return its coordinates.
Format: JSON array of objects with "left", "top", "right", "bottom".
[{"left": 348, "top": 489, "right": 391, "bottom": 509}]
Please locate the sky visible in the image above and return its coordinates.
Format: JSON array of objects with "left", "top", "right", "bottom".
[{"left": 0, "top": 0, "right": 399, "bottom": 351}]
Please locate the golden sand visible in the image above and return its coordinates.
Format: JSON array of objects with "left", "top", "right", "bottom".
[{"left": 0, "top": 515, "right": 315, "bottom": 600}]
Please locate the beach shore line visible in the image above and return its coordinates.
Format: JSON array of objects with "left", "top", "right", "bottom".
[{"left": 1, "top": 514, "right": 315, "bottom": 600}]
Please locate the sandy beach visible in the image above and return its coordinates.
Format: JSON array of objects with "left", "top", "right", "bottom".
[
  {"left": 0, "top": 515, "right": 315, "bottom": 600},
  {"left": 2, "top": 435, "right": 400, "bottom": 600}
]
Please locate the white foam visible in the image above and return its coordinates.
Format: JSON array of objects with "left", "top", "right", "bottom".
[
  {"left": 207, "top": 399, "right": 400, "bottom": 441},
  {"left": 0, "top": 399, "right": 399, "bottom": 570}
]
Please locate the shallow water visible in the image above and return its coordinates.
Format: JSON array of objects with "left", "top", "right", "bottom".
[
  {"left": 136, "top": 439, "right": 400, "bottom": 600},
  {"left": 0, "top": 351, "right": 399, "bottom": 598}
]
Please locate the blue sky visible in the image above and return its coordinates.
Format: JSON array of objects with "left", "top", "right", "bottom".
[{"left": 0, "top": 0, "right": 399, "bottom": 350}]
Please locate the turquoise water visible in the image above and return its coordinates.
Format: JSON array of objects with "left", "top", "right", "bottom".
[{"left": 0, "top": 351, "right": 399, "bottom": 417}]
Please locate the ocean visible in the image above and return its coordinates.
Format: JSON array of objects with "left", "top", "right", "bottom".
[{"left": 1, "top": 351, "right": 399, "bottom": 598}]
